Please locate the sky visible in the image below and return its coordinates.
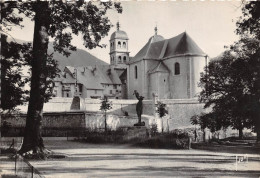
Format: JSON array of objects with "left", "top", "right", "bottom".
[{"left": 9, "top": 1, "right": 243, "bottom": 63}]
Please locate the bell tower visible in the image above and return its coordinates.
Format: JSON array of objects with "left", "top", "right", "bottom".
[{"left": 109, "top": 22, "right": 129, "bottom": 68}]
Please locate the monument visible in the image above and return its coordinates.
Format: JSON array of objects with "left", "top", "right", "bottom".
[
  {"left": 70, "top": 68, "right": 86, "bottom": 111},
  {"left": 133, "top": 90, "right": 145, "bottom": 126}
]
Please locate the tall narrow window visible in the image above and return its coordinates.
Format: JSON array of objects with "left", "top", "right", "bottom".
[
  {"left": 118, "top": 56, "right": 122, "bottom": 63},
  {"left": 175, "top": 62, "right": 180, "bottom": 75},
  {"left": 118, "top": 41, "right": 121, "bottom": 48},
  {"left": 123, "top": 56, "right": 126, "bottom": 63},
  {"left": 123, "top": 42, "right": 126, "bottom": 48},
  {"left": 135, "top": 66, "right": 138, "bottom": 79},
  {"left": 79, "top": 84, "right": 83, "bottom": 93}
]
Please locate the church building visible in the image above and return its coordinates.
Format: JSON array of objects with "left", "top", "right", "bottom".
[
  {"left": 53, "top": 23, "right": 208, "bottom": 100},
  {"left": 127, "top": 27, "right": 208, "bottom": 99}
]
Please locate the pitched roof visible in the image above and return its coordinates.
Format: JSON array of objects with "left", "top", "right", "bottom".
[
  {"left": 129, "top": 32, "right": 206, "bottom": 64},
  {"left": 97, "top": 65, "right": 122, "bottom": 85},
  {"left": 61, "top": 66, "right": 103, "bottom": 90},
  {"left": 58, "top": 65, "right": 122, "bottom": 90},
  {"left": 130, "top": 34, "right": 165, "bottom": 64},
  {"left": 148, "top": 62, "right": 170, "bottom": 74},
  {"left": 76, "top": 67, "right": 104, "bottom": 90},
  {"left": 164, "top": 32, "right": 206, "bottom": 58}
]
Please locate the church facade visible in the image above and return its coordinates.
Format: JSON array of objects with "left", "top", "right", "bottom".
[
  {"left": 53, "top": 23, "right": 208, "bottom": 100},
  {"left": 127, "top": 27, "right": 208, "bottom": 99}
]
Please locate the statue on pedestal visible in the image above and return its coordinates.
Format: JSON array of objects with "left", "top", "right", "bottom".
[{"left": 133, "top": 90, "right": 145, "bottom": 126}]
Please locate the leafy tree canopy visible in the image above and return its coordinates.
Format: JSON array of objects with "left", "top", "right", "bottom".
[
  {"left": 198, "top": 1, "right": 260, "bottom": 140},
  {"left": 1, "top": 1, "right": 122, "bottom": 154}
]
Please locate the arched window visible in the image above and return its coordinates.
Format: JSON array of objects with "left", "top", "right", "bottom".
[
  {"left": 175, "top": 62, "right": 180, "bottom": 75},
  {"left": 110, "top": 43, "right": 112, "bottom": 48},
  {"left": 123, "top": 42, "right": 126, "bottom": 48},
  {"left": 118, "top": 56, "right": 122, "bottom": 63},
  {"left": 135, "top": 66, "right": 138, "bottom": 79},
  {"left": 123, "top": 56, "right": 126, "bottom": 63},
  {"left": 118, "top": 41, "right": 121, "bottom": 48}
]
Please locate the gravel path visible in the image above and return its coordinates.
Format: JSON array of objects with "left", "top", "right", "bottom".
[{"left": 27, "top": 140, "right": 260, "bottom": 178}]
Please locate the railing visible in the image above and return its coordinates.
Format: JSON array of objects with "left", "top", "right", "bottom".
[{"left": 15, "top": 155, "right": 44, "bottom": 178}]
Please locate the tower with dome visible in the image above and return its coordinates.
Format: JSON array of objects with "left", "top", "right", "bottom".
[{"left": 109, "top": 22, "right": 130, "bottom": 68}]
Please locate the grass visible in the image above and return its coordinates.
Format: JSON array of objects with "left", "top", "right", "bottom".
[
  {"left": 192, "top": 136, "right": 260, "bottom": 154},
  {"left": 76, "top": 130, "right": 191, "bottom": 149}
]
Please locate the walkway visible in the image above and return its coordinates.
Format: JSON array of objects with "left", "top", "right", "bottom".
[{"left": 28, "top": 140, "right": 260, "bottom": 177}]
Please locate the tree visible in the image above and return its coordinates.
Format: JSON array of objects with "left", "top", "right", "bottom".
[
  {"left": 1, "top": 1, "right": 122, "bottom": 155},
  {"left": 190, "top": 113, "right": 212, "bottom": 142},
  {"left": 156, "top": 101, "right": 168, "bottom": 133},
  {"left": 199, "top": 51, "right": 254, "bottom": 139},
  {"left": 199, "top": 1, "right": 260, "bottom": 141},
  {"left": 0, "top": 2, "right": 31, "bottom": 111},
  {"left": 156, "top": 101, "right": 168, "bottom": 118},
  {"left": 0, "top": 34, "right": 30, "bottom": 111},
  {"left": 100, "top": 96, "right": 112, "bottom": 132},
  {"left": 236, "top": 1, "right": 260, "bottom": 142}
]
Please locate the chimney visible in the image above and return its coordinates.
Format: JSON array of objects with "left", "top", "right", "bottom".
[
  {"left": 91, "top": 66, "right": 96, "bottom": 75},
  {"left": 107, "top": 69, "right": 111, "bottom": 75}
]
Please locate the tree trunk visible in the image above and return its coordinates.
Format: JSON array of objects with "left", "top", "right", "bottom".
[
  {"left": 203, "top": 129, "right": 206, "bottom": 142},
  {"left": 105, "top": 110, "right": 107, "bottom": 132},
  {"left": 255, "top": 102, "right": 260, "bottom": 143},
  {"left": 238, "top": 128, "right": 243, "bottom": 140},
  {"left": 256, "top": 129, "right": 260, "bottom": 143},
  {"left": 19, "top": 2, "right": 50, "bottom": 154}
]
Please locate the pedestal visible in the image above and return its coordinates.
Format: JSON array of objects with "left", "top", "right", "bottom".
[
  {"left": 70, "top": 96, "right": 86, "bottom": 111},
  {"left": 126, "top": 126, "right": 148, "bottom": 140}
]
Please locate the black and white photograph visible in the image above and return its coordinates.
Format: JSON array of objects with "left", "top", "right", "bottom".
[{"left": 0, "top": 0, "right": 260, "bottom": 177}]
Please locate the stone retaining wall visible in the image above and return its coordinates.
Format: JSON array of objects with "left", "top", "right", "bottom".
[{"left": 10, "top": 97, "right": 209, "bottom": 132}]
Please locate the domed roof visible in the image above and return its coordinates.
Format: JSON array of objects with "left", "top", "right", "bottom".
[
  {"left": 110, "top": 22, "right": 128, "bottom": 40},
  {"left": 149, "top": 34, "right": 164, "bottom": 43},
  {"left": 110, "top": 30, "right": 129, "bottom": 40}
]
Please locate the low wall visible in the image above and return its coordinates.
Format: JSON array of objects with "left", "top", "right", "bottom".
[
  {"left": 84, "top": 113, "right": 151, "bottom": 131},
  {"left": 1, "top": 109, "right": 248, "bottom": 139},
  {"left": 1, "top": 111, "right": 153, "bottom": 136},
  {"left": 12, "top": 97, "right": 209, "bottom": 132},
  {"left": 16, "top": 97, "right": 153, "bottom": 115}
]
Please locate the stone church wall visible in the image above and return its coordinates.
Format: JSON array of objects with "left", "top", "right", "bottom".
[
  {"left": 127, "top": 60, "right": 144, "bottom": 99},
  {"left": 163, "top": 56, "right": 189, "bottom": 99}
]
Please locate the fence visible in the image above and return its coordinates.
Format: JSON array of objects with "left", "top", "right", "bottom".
[{"left": 15, "top": 155, "right": 44, "bottom": 178}]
